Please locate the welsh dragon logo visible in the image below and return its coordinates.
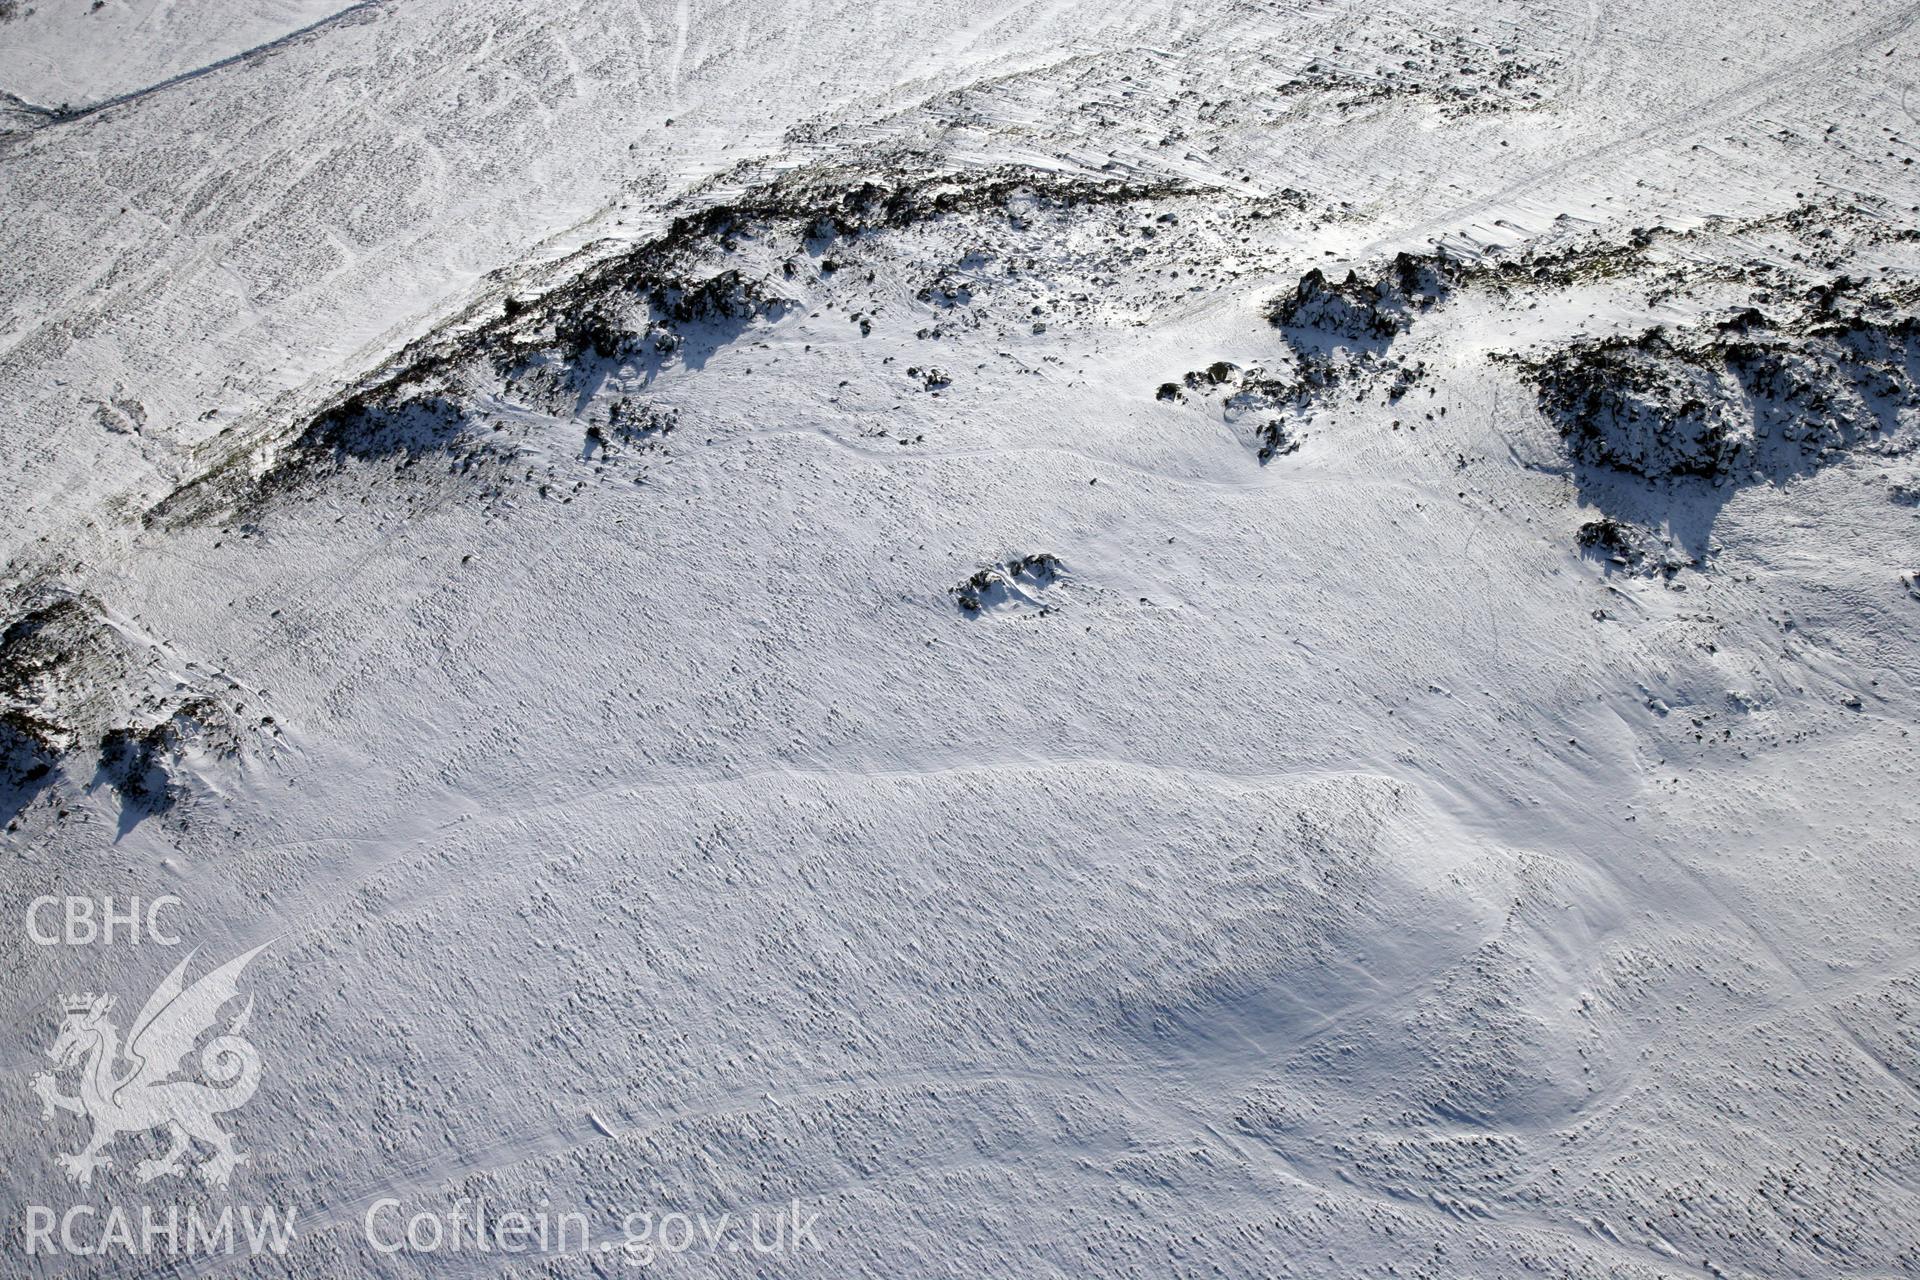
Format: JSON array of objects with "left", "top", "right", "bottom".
[{"left": 31, "top": 944, "right": 269, "bottom": 1188}]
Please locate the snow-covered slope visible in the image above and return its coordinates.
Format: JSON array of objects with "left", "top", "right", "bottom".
[
  {"left": 3, "top": 0, "right": 1919, "bottom": 1275},
  {"left": 0, "top": 0, "right": 362, "bottom": 110}
]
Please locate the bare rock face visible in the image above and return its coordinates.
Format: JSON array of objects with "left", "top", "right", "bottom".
[
  {"left": 95, "top": 696, "right": 243, "bottom": 814},
  {"left": 0, "top": 709, "right": 56, "bottom": 812},
  {"left": 0, "top": 594, "right": 124, "bottom": 759},
  {"left": 0, "top": 593, "right": 125, "bottom": 818},
  {"left": 0, "top": 587, "right": 269, "bottom": 825},
  {"left": 1532, "top": 328, "right": 1748, "bottom": 480},
  {"left": 1528, "top": 303, "right": 1920, "bottom": 484},
  {"left": 1267, "top": 252, "right": 1454, "bottom": 347}
]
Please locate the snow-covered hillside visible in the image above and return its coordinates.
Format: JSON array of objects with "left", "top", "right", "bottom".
[{"left": 3, "top": 0, "right": 1918, "bottom": 1275}]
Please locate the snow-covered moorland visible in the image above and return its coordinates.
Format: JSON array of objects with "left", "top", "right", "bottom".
[{"left": 2, "top": 0, "right": 1918, "bottom": 1274}]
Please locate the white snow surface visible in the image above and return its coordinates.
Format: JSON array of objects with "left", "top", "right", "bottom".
[{"left": 2, "top": 0, "right": 1920, "bottom": 1275}]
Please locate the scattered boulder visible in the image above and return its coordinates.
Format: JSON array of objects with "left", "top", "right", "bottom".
[
  {"left": 952, "top": 554, "right": 1065, "bottom": 616},
  {"left": 906, "top": 366, "right": 952, "bottom": 391}
]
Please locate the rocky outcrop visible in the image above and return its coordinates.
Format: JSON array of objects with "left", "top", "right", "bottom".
[{"left": 1526, "top": 304, "right": 1920, "bottom": 483}]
